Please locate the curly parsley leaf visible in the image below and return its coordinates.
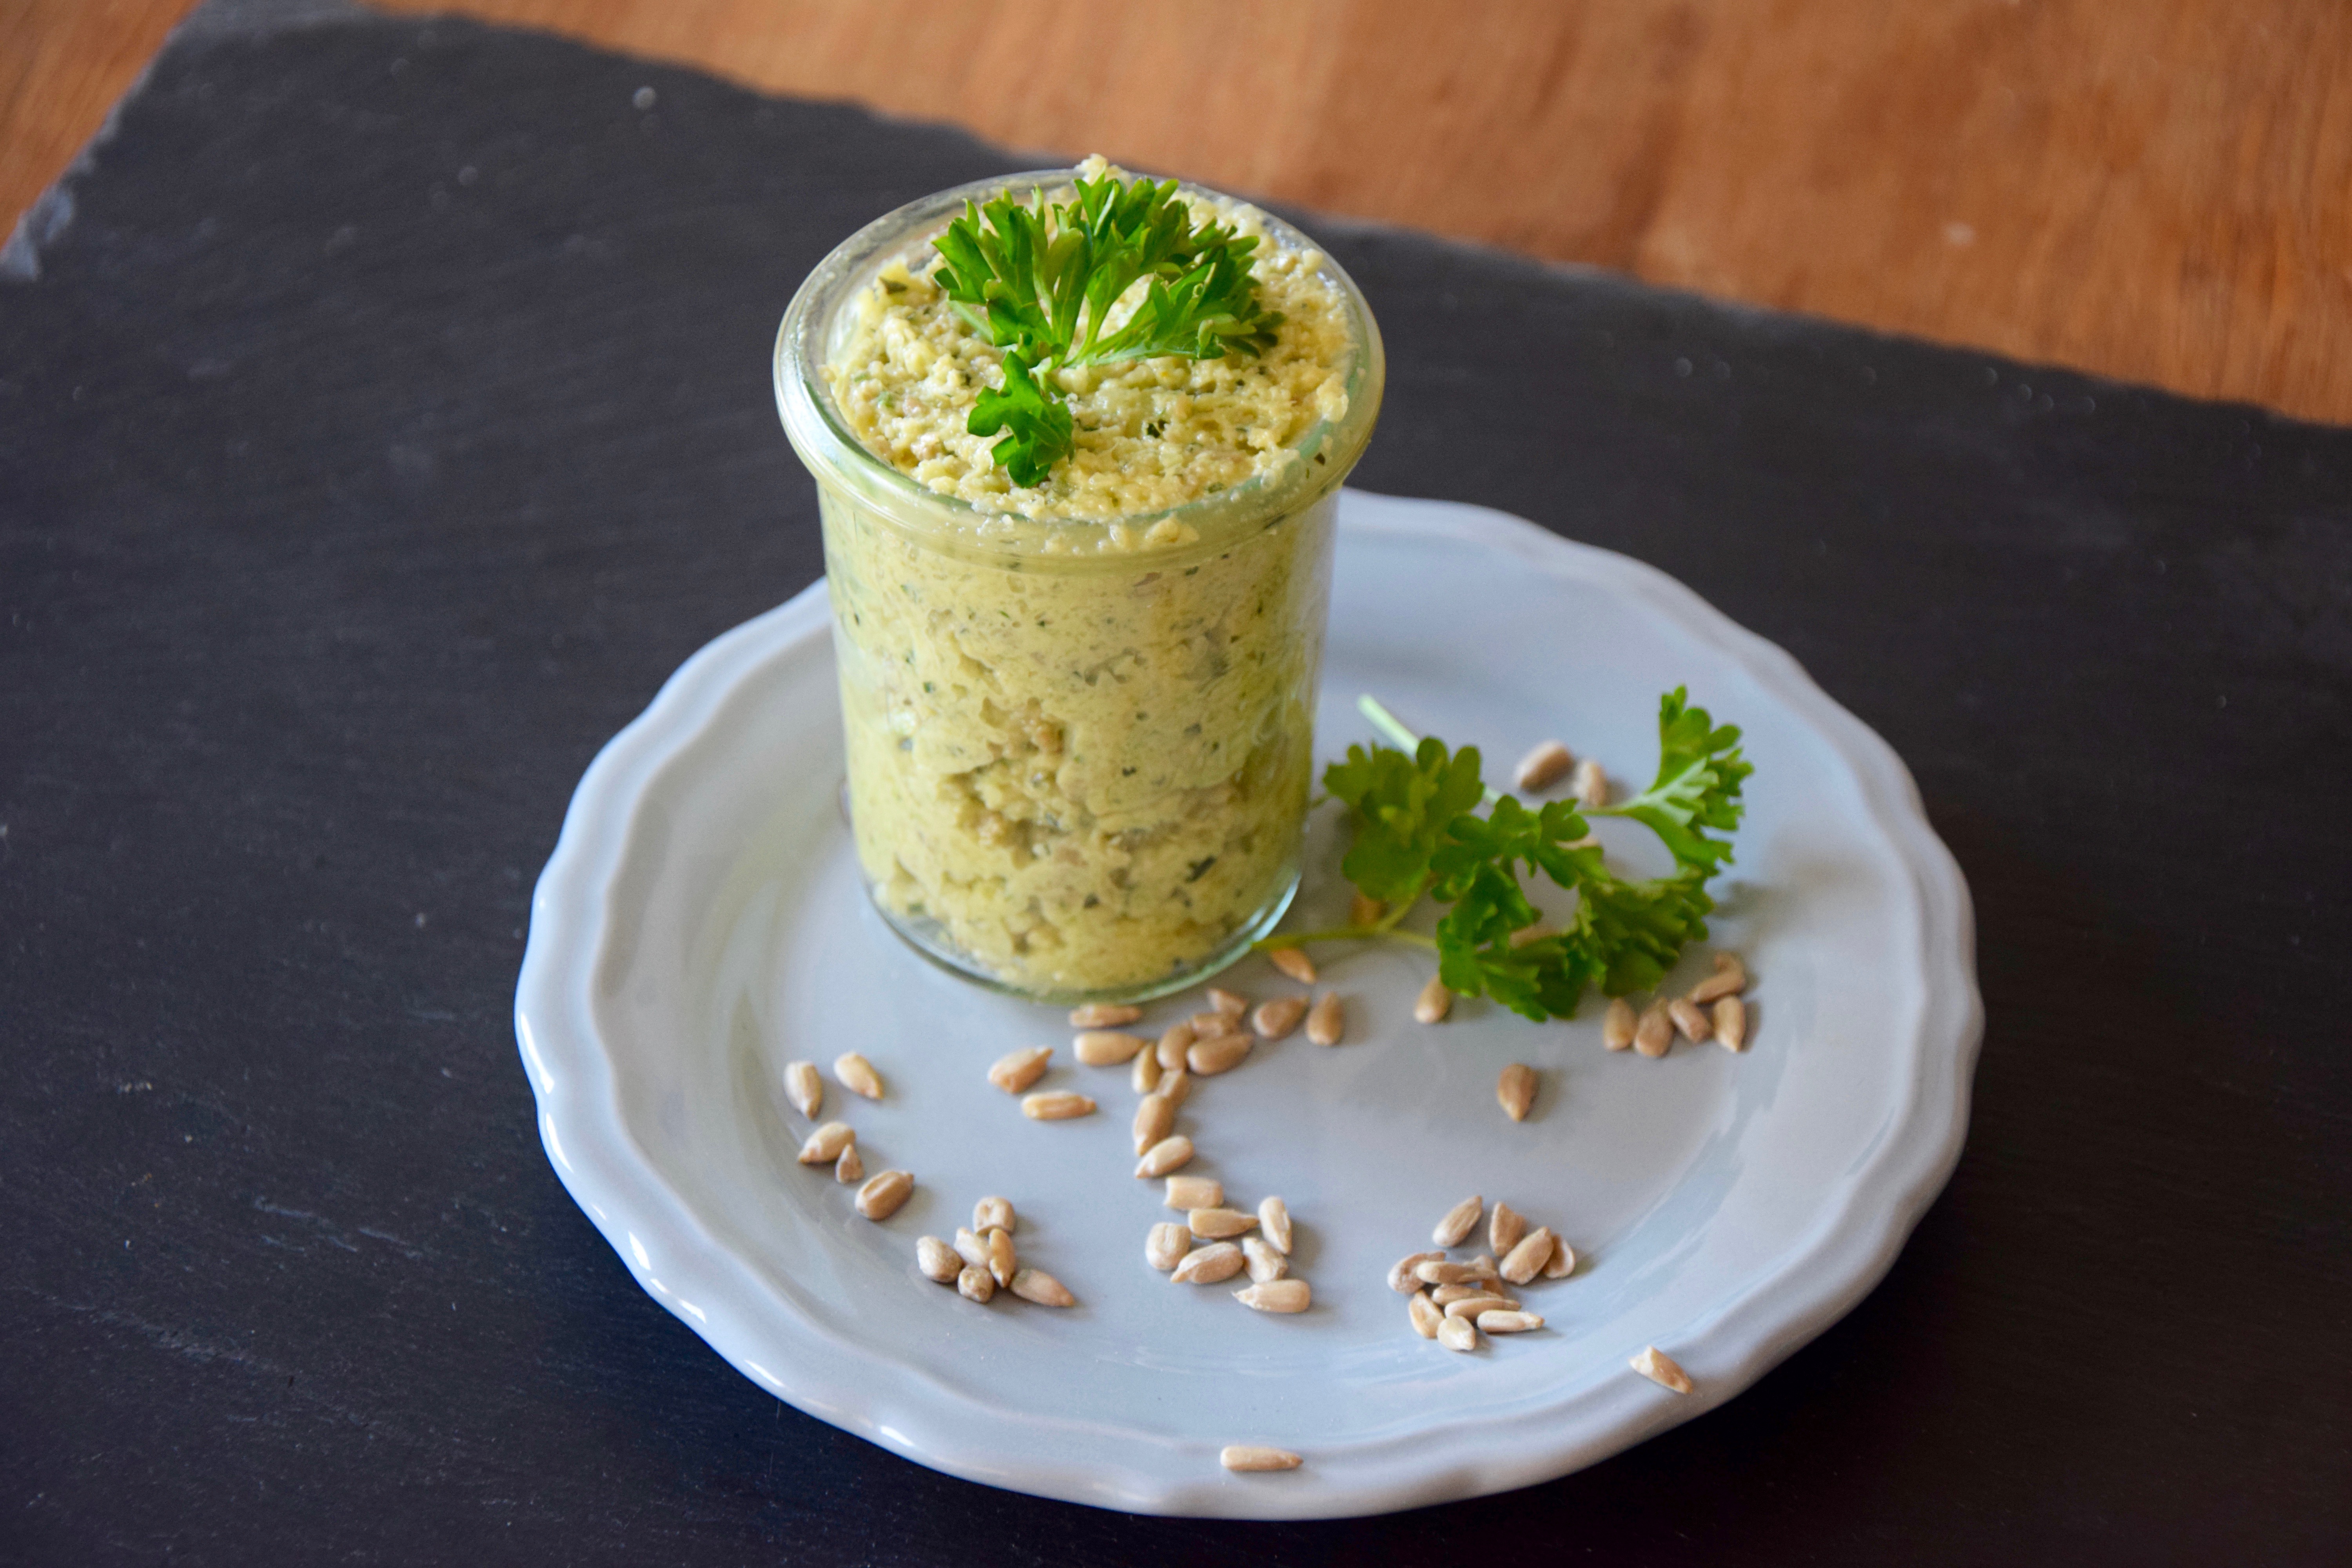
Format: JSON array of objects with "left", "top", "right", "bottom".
[
  {"left": 1321, "top": 736, "right": 1487, "bottom": 908},
  {"left": 1592, "top": 686, "right": 1751, "bottom": 873},
  {"left": 930, "top": 170, "right": 1284, "bottom": 485}
]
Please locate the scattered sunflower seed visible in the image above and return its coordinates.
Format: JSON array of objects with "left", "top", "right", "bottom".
[
  {"left": 1497, "top": 1063, "right": 1537, "bottom": 1122},
  {"left": 984, "top": 1225, "right": 1016, "bottom": 1286},
  {"left": 974, "top": 1196, "right": 1014, "bottom": 1235},
  {"left": 1156, "top": 1067, "right": 1193, "bottom": 1107},
  {"left": 1134, "top": 1135, "right": 1195, "bottom": 1178},
  {"left": 1009, "top": 1267, "right": 1075, "bottom": 1307},
  {"left": 1305, "top": 991, "right": 1345, "bottom": 1047},
  {"left": 1147, "top": 1221, "right": 1190, "bottom": 1271},
  {"left": 1443, "top": 1293, "right": 1514, "bottom": 1321},
  {"left": 1430, "top": 1283, "right": 1484, "bottom": 1307},
  {"left": 1186, "top": 1012, "right": 1236, "bottom": 1038},
  {"left": 1268, "top": 947, "right": 1316, "bottom": 984},
  {"left": 1069, "top": 1002, "right": 1142, "bottom": 1028},
  {"left": 833, "top": 1145, "right": 862, "bottom": 1184},
  {"left": 1133, "top": 1093, "right": 1176, "bottom": 1155},
  {"left": 833, "top": 1051, "right": 884, "bottom": 1100},
  {"left": 1219, "top": 1445, "right": 1301, "bottom": 1472},
  {"left": 1170, "top": 1242, "right": 1244, "bottom": 1284},
  {"left": 1156, "top": 1023, "right": 1194, "bottom": 1071},
  {"left": 1478, "top": 1310, "right": 1544, "bottom": 1334},
  {"left": 1689, "top": 953, "right": 1748, "bottom": 1005},
  {"left": 1350, "top": 889, "right": 1385, "bottom": 927},
  {"left": 1433, "top": 1194, "right": 1483, "bottom": 1248},
  {"left": 1206, "top": 987, "right": 1250, "bottom": 1018},
  {"left": 1388, "top": 1250, "right": 1445, "bottom": 1293},
  {"left": 1543, "top": 1236, "right": 1577, "bottom": 1278},
  {"left": 783, "top": 1060, "right": 823, "bottom": 1119},
  {"left": 1631, "top": 1345, "right": 1693, "bottom": 1394},
  {"left": 1667, "top": 998, "right": 1712, "bottom": 1044},
  {"left": 1572, "top": 757, "right": 1608, "bottom": 809},
  {"left": 1500, "top": 1227, "right": 1555, "bottom": 1285},
  {"left": 855, "top": 1169, "right": 913, "bottom": 1221},
  {"left": 1515, "top": 739, "right": 1575, "bottom": 791},
  {"left": 1438, "top": 1315, "right": 1480, "bottom": 1352},
  {"left": 1188, "top": 1207, "right": 1258, "bottom": 1240},
  {"left": 1408, "top": 1290, "right": 1443, "bottom": 1338},
  {"left": 916, "top": 1235, "right": 961, "bottom": 1283},
  {"left": 1165, "top": 1174, "right": 1221, "bottom": 1210},
  {"left": 1489, "top": 1200, "right": 1526, "bottom": 1256},
  {"left": 1252, "top": 996, "right": 1308, "bottom": 1040},
  {"left": 1602, "top": 997, "right": 1637, "bottom": 1051},
  {"left": 797, "top": 1122, "right": 854, "bottom": 1164},
  {"left": 953, "top": 1228, "right": 988, "bottom": 1270},
  {"left": 1414, "top": 976, "right": 1453, "bottom": 1024},
  {"left": 1714, "top": 994, "right": 1748, "bottom": 1051},
  {"left": 1634, "top": 1000, "right": 1673, "bottom": 1058},
  {"left": 1416, "top": 1259, "right": 1481, "bottom": 1285},
  {"left": 1258, "top": 1196, "right": 1292, "bottom": 1255},
  {"left": 1463, "top": 1254, "right": 1501, "bottom": 1283},
  {"left": 1187, "top": 1031, "right": 1253, "bottom": 1076},
  {"left": 1132, "top": 1047, "right": 1163, "bottom": 1095},
  {"left": 988, "top": 1046, "right": 1053, "bottom": 1094},
  {"left": 1075, "top": 1029, "right": 1147, "bottom": 1067},
  {"left": 1241, "top": 1235, "right": 1288, "bottom": 1282},
  {"left": 956, "top": 1263, "right": 995, "bottom": 1303},
  {"left": 1022, "top": 1091, "right": 1096, "bottom": 1121},
  {"left": 1234, "top": 1279, "right": 1310, "bottom": 1313}
]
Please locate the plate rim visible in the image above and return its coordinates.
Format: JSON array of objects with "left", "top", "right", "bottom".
[{"left": 514, "top": 488, "right": 1983, "bottom": 1518}]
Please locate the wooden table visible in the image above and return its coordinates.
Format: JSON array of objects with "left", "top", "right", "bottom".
[{"left": 5, "top": 0, "right": 2345, "bottom": 425}]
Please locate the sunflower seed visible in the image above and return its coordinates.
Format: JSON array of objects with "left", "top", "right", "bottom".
[
  {"left": 1219, "top": 1445, "right": 1301, "bottom": 1472},
  {"left": 1251, "top": 996, "right": 1307, "bottom": 1040},
  {"left": 1009, "top": 1267, "right": 1075, "bottom": 1307},
  {"left": 1147, "top": 1221, "right": 1190, "bottom": 1270},
  {"left": 956, "top": 1263, "right": 995, "bottom": 1303},
  {"left": 1187, "top": 1031, "right": 1252, "bottom": 1076},
  {"left": 1500, "top": 1227, "right": 1555, "bottom": 1285},
  {"left": 1165, "top": 1174, "right": 1221, "bottom": 1210},
  {"left": 783, "top": 1060, "right": 823, "bottom": 1119},
  {"left": 1478, "top": 1310, "right": 1544, "bottom": 1334},
  {"left": 1433, "top": 1194, "right": 1483, "bottom": 1247},
  {"left": 1497, "top": 1063, "right": 1537, "bottom": 1121},
  {"left": 1241, "top": 1235, "right": 1288, "bottom": 1282},
  {"left": 1572, "top": 757, "right": 1608, "bottom": 809},
  {"left": 1134, "top": 1135, "right": 1195, "bottom": 1178},
  {"left": 916, "top": 1235, "right": 961, "bottom": 1283},
  {"left": 1688, "top": 953, "right": 1748, "bottom": 1004},
  {"left": 1305, "top": 991, "right": 1345, "bottom": 1047},
  {"left": 1714, "top": 994, "right": 1748, "bottom": 1051},
  {"left": 1389, "top": 1250, "right": 1446, "bottom": 1292},
  {"left": 1170, "top": 1242, "right": 1243, "bottom": 1284},
  {"left": 1258, "top": 1196, "right": 1292, "bottom": 1255},
  {"left": 1543, "top": 1236, "right": 1577, "bottom": 1278},
  {"left": 1443, "top": 1293, "right": 1514, "bottom": 1321},
  {"left": 1631, "top": 1345, "right": 1693, "bottom": 1393},
  {"left": 834, "top": 1051, "right": 884, "bottom": 1100},
  {"left": 953, "top": 1227, "right": 988, "bottom": 1269},
  {"left": 1069, "top": 1002, "right": 1142, "bottom": 1028},
  {"left": 1186, "top": 1012, "right": 1236, "bottom": 1038},
  {"left": 1206, "top": 987, "right": 1250, "bottom": 1018},
  {"left": 1438, "top": 1315, "right": 1480, "bottom": 1352},
  {"left": 1464, "top": 1254, "right": 1501, "bottom": 1283},
  {"left": 1022, "top": 1091, "right": 1096, "bottom": 1121},
  {"left": 973, "top": 1196, "right": 1014, "bottom": 1234},
  {"left": 1268, "top": 947, "right": 1316, "bottom": 984},
  {"left": 1350, "top": 889, "right": 1386, "bottom": 927},
  {"left": 1133, "top": 1093, "right": 1176, "bottom": 1155},
  {"left": 1234, "top": 1279, "right": 1310, "bottom": 1313},
  {"left": 1408, "top": 1290, "right": 1443, "bottom": 1338},
  {"left": 1132, "top": 1047, "right": 1163, "bottom": 1095},
  {"left": 1416, "top": 1259, "right": 1481, "bottom": 1285},
  {"left": 797, "top": 1122, "right": 855, "bottom": 1164},
  {"left": 1188, "top": 1207, "right": 1258, "bottom": 1240},
  {"left": 988, "top": 1045, "right": 1053, "bottom": 1094},
  {"left": 1430, "top": 1283, "right": 1484, "bottom": 1307},
  {"left": 1634, "top": 1000, "right": 1673, "bottom": 1058},
  {"left": 833, "top": 1145, "right": 863, "bottom": 1184},
  {"left": 1075, "top": 1029, "right": 1147, "bottom": 1066},
  {"left": 1414, "top": 976, "right": 1453, "bottom": 1024},
  {"left": 1156, "top": 1023, "right": 1194, "bottom": 1071},
  {"left": 1156, "top": 1067, "right": 1192, "bottom": 1107},
  {"left": 984, "top": 1225, "right": 1016, "bottom": 1285},
  {"left": 855, "top": 1169, "right": 913, "bottom": 1221},
  {"left": 1515, "top": 739, "right": 1574, "bottom": 791},
  {"left": 1602, "top": 997, "right": 1636, "bottom": 1051},
  {"left": 1489, "top": 1200, "right": 1526, "bottom": 1256},
  {"left": 1667, "top": 998, "right": 1712, "bottom": 1044}
]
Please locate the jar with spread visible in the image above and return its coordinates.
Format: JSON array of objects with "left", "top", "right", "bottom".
[{"left": 774, "top": 162, "right": 1383, "bottom": 1002}]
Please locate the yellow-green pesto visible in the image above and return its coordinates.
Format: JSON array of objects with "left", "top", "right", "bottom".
[{"left": 793, "top": 161, "right": 1375, "bottom": 996}]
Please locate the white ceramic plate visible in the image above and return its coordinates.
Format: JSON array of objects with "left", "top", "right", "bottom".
[{"left": 514, "top": 489, "right": 1980, "bottom": 1519}]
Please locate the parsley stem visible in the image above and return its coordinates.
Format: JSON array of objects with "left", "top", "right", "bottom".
[{"left": 1356, "top": 696, "right": 1502, "bottom": 805}]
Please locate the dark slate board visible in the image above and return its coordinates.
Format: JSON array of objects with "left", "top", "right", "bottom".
[{"left": 3, "top": 7, "right": 2347, "bottom": 1564}]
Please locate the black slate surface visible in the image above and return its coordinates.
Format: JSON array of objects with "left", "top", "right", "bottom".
[{"left": 4, "top": 8, "right": 2348, "bottom": 1564}]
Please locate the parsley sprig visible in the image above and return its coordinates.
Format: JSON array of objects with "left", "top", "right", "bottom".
[
  {"left": 930, "top": 171, "right": 1285, "bottom": 485},
  {"left": 1263, "top": 691, "right": 1752, "bottom": 1021}
]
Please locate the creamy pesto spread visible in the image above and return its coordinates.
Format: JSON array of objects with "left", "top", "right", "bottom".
[{"left": 806, "top": 162, "right": 1365, "bottom": 996}]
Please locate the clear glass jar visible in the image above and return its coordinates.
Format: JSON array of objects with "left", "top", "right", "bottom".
[{"left": 773, "top": 170, "right": 1384, "bottom": 1004}]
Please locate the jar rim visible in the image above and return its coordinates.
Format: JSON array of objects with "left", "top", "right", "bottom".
[{"left": 772, "top": 166, "right": 1385, "bottom": 565}]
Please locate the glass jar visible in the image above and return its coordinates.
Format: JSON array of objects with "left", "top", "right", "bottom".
[{"left": 774, "top": 170, "right": 1384, "bottom": 1004}]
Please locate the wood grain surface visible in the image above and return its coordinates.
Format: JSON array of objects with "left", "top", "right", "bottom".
[{"left": 5, "top": 0, "right": 2347, "bottom": 425}]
